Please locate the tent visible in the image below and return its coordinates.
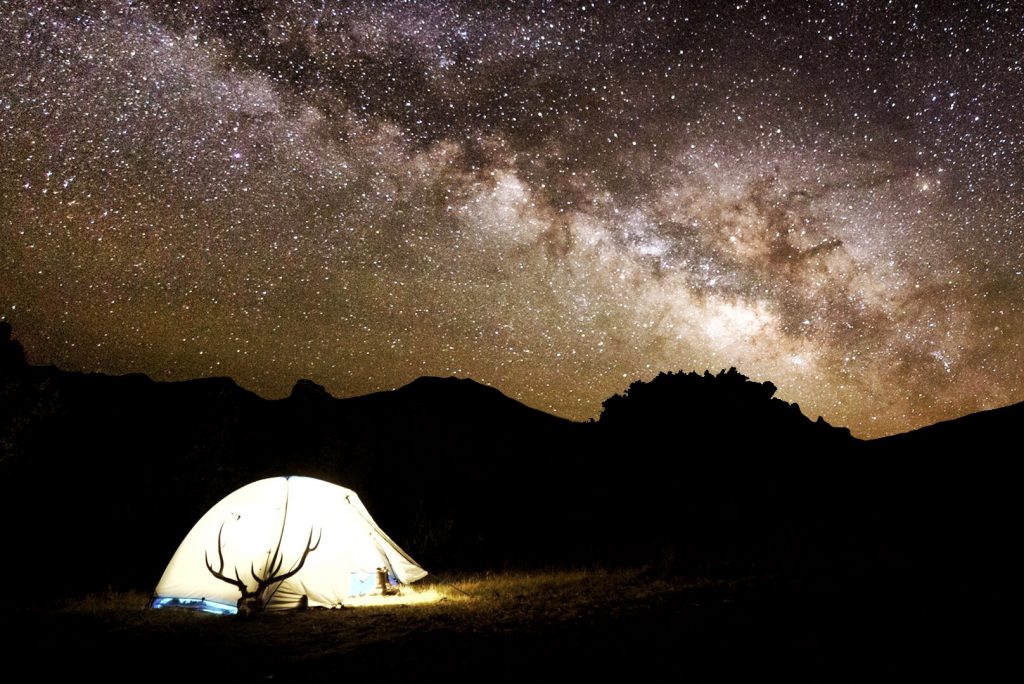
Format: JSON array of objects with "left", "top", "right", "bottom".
[{"left": 152, "top": 476, "right": 427, "bottom": 614}]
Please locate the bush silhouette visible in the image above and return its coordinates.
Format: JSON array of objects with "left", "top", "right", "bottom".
[{"left": 601, "top": 368, "right": 786, "bottom": 429}]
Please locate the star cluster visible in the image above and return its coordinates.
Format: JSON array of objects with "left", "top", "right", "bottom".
[{"left": 2, "top": 1, "right": 1022, "bottom": 437}]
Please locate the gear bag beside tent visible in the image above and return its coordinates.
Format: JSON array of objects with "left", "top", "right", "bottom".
[{"left": 152, "top": 476, "right": 427, "bottom": 614}]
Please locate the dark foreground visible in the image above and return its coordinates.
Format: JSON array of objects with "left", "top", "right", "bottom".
[
  {"left": 5, "top": 569, "right": 993, "bottom": 681},
  {"left": 1, "top": 335, "right": 1014, "bottom": 680}
]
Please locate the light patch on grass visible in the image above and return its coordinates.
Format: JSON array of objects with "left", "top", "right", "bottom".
[
  {"left": 343, "top": 584, "right": 451, "bottom": 607},
  {"left": 13, "top": 568, "right": 761, "bottom": 677},
  {"left": 52, "top": 569, "right": 736, "bottom": 629}
]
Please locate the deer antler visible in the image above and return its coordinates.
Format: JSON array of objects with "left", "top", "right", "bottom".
[
  {"left": 205, "top": 522, "right": 253, "bottom": 598},
  {"left": 253, "top": 526, "right": 322, "bottom": 590},
  {"left": 205, "top": 522, "right": 322, "bottom": 613}
]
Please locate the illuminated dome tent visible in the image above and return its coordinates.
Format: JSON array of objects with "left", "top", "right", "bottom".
[{"left": 153, "top": 476, "right": 427, "bottom": 614}]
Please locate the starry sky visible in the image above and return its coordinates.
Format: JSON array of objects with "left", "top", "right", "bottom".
[{"left": 2, "top": 1, "right": 1022, "bottom": 438}]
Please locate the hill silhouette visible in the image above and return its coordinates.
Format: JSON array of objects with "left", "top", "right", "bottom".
[
  {"left": 869, "top": 396, "right": 1020, "bottom": 622},
  {"left": 0, "top": 321, "right": 1014, "bottom": 626},
  {"left": 872, "top": 399, "right": 1022, "bottom": 452},
  {"left": 0, "top": 322, "right": 587, "bottom": 590}
]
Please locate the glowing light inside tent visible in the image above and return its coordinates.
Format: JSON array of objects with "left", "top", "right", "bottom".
[
  {"left": 151, "top": 597, "right": 238, "bottom": 615},
  {"left": 350, "top": 570, "right": 399, "bottom": 596},
  {"left": 151, "top": 587, "right": 446, "bottom": 611},
  {"left": 152, "top": 477, "right": 427, "bottom": 613}
]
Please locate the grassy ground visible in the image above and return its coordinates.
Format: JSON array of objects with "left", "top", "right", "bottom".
[{"left": 7, "top": 568, "right": 935, "bottom": 681}]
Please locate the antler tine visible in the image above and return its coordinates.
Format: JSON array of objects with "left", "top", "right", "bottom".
[
  {"left": 203, "top": 522, "right": 225, "bottom": 575},
  {"left": 270, "top": 546, "right": 285, "bottom": 577},
  {"left": 215, "top": 522, "right": 226, "bottom": 571},
  {"left": 254, "top": 526, "right": 322, "bottom": 590},
  {"left": 254, "top": 547, "right": 284, "bottom": 583},
  {"left": 204, "top": 522, "right": 226, "bottom": 576},
  {"left": 205, "top": 522, "right": 251, "bottom": 594}
]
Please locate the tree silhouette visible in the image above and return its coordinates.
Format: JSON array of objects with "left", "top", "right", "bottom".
[
  {"left": 598, "top": 367, "right": 846, "bottom": 446},
  {"left": 601, "top": 368, "right": 776, "bottom": 423}
]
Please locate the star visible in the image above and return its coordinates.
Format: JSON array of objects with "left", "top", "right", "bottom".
[{"left": 1, "top": 1, "right": 1021, "bottom": 437}]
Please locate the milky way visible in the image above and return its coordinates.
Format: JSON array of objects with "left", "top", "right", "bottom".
[{"left": 2, "top": 1, "right": 1022, "bottom": 437}]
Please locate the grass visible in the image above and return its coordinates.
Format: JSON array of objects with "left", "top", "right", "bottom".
[{"left": 6, "top": 568, "right": 934, "bottom": 680}]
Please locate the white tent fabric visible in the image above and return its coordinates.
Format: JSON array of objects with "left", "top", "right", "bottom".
[{"left": 153, "top": 476, "right": 426, "bottom": 612}]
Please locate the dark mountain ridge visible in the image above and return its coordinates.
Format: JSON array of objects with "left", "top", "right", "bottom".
[
  {"left": 0, "top": 322, "right": 1014, "bottom": 610},
  {"left": 872, "top": 400, "right": 1022, "bottom": 452}
]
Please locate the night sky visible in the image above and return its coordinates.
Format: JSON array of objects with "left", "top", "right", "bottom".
[{"left": 2, "top": 1, "right": 1022, "bottom": 438}]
